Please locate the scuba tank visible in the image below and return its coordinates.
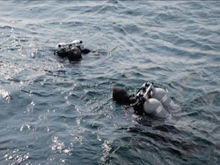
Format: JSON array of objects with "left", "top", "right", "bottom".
[
  {"left": 72, "top": 40, "right": 90, "bottom": 54},
  {"left": 113, "top": 82, "right": 171, "bottom": 118},
  {"left": 143, "top": 97, "right": 169, "bottom": 118},
  {"left": 136, "top": 82, "right": 169, "bottom": 118},
  {"left": 150, "top": 86, "right": 175, "bottom": 110}
]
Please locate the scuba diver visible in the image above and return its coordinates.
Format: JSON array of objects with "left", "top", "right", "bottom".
[
  {"left": 113, "top": 82, "right": 176, "bottom": 118},
  {"left": 54, "top": 40, "right": 90, "bottom": 61}
]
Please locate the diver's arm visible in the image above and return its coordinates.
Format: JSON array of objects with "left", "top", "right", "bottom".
[{"left": 81, "top": 48, "right": 90, "bottom": 54}]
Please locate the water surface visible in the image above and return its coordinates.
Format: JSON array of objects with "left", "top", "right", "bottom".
[{"left": 0, "top": 1, "right": 220, "bottom": 164}]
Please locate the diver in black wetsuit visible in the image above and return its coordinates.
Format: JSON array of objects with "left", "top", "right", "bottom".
[
  {"left": 54, "top": 40, "right": 90, "bottom": 61},
  {"left": 113, "top": 82, "right": 176, "bottom": 118}
]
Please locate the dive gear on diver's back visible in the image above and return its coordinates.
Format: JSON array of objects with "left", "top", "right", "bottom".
[
  {"left": 143, "top": 97, "right": 169, "bottom": 118},
  {"left": 150, "top": 87, "right": 175, "bottom": 109},
  {"left": 112, "top": 82, "right": 176, "bottom": 118}
]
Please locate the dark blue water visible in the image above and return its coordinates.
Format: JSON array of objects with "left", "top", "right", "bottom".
[{"left": 0, "top": 1, "right": 220, "bottom": 164}]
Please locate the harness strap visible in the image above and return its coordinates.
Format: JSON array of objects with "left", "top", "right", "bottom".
[{"left": 123, "top": 99, "right": 139, "bottom": 109}]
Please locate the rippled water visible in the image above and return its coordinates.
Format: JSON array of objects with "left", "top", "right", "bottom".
[{"left": 0, "top": 1, "right": 220, "bottom": 164}]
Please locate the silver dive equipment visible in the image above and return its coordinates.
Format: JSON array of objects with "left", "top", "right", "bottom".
[
  {"left": 136, "top": 82, "right": 169, "bottom": 118},
  {"left": 150, "top": 86, "right": 175, "bottom": 109},
  {"left": 56, "top": 40, "right": 84, "bottom": 51},
  {"left": 71, "top": 40, "right": 84, "bottom": 50}
]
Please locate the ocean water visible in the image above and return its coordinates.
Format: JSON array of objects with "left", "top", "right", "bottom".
[{"left": 0, "top": 1, "right": 220, "bottom": 164}]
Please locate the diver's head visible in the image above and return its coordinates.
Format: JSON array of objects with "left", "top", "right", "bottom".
[
  {"left": 67, "top": 47, "right": 82, "bottom": 61},
  {"left": 55, "top": 44, "right": 82, "bottom": 61},
  {"left": 113, "top": 87, "right": 136, "bottom": 105}
]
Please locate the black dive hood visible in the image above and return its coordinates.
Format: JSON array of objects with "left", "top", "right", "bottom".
[
  {"left": 55, "top": 45, "right": 82, "bottom": 61},
  {"left": 66, "top": 47, "right": 82, "bottom": 61},
  {"left": 112, "top": 87, "right": 137, "bottom": 105}
]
